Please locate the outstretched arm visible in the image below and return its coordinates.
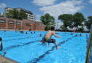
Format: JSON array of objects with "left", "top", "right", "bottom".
[
  {"left": 52, "top": 32, "right": 61, "bottom": 38},
  {"left": 54, "top": 34, "right": 61, "bottom": 38}
]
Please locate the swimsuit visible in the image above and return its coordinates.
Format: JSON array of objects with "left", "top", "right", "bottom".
[{"left": 41, "top": 36, "right": 55, "bottom": 43}]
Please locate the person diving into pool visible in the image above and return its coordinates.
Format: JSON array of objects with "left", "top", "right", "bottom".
[{"left": 41, "top": 26, "right": 61, "bottom": 49}]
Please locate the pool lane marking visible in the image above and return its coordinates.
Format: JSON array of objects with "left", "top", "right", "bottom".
[
  {"left": 2, "top": 36, "right": 37, "bottom": 42},
  {"left": 2, "top": 40, "right": 41, "bottom": 51},
  {"left": 28, "top": 35, "right": 76, "bottom": 63}
]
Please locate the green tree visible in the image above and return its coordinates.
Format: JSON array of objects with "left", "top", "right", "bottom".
[
  {"left": 73, "top": 12, "right": 85, "bottom": 31},
  {"left": 6, "top": 9, "right": 18, "bottom": 19},
  {"left": 5, "top": 9, "right": 27, "bottom": 20},
  {"left": 85, "top": 16, "right": 92, "bottom": 31},
  {"left": 58, "top": 12, "right": 86, "bottom": 32},
  {"left": 58, "top": 14, "right": 73, "bottom": 31},
  {"left": 40, "top": 13, "right": 55, "bottom": 30},
  {"left": 18, "top": 10, "right": 27, "bottom": 20}
]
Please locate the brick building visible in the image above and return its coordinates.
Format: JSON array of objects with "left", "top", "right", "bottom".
[{"left": 0, "top": 17, "right": 45, "bottom": 31}]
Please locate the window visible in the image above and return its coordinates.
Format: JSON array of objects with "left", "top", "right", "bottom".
[
  {"left": 0, "top": 20, "right": 5, "bottom": 23},
  {"left": 16, "top": 22, "right": 21, "bottom": 25},
  {"left": 8, "top": 21, "right": 14, "bottom": 24}
]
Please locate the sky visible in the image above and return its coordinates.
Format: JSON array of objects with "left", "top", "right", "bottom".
[{"left": 0, "top": 0, "right": 92, "bottom": 29}]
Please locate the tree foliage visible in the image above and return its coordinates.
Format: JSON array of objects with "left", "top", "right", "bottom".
[
  {"left": 73, "top": 12, "right": 85, "bottom": 27},
  {"left": 40, "top": 13, "right": 55, "bottom": 30},
  {"left": 5, "top": 9, "right": 27, "bottom": 20},
  {"left": 85, "top": 16, "right": 92, "bottom": 30},
  {"left": 58, "top": 14, "right": 73, "bottom": 31},
  {"left": 58, "top": 12, "right": 85, "bottom": 32}
]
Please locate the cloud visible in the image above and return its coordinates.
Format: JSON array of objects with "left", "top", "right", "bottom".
[
  {"left": 89, "top": 0, "right": 92, "bottom": 4},
  {"left": 35, "top": 15, "right": 41, "bottom": 21},
  {"left": 40, "top": 0, "right": 84, "bottom": 18},
  {"left": 33, "top": 0, "right": 56, "bottom": 6},
  {"left": 55, "top": 21, "right": 63, "bottom": 29},
  {"left": 0, "top": 3, "right": 7, "bottom": 8},
  {"left": 33, "top": 0, "right": 84, "bottom": 29}
]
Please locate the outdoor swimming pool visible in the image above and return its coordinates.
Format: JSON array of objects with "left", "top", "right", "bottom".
[{"left": 0, "top": 31, "right": 89, "bottom": 63}]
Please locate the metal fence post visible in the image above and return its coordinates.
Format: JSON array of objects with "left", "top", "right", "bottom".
[{"left": 86, "top": 25, "right": 92, "bottom": 63}]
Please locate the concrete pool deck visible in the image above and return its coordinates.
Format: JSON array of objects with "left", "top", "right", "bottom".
[{"left": 0, "top": 55, "right": 17, "bottom": 63}]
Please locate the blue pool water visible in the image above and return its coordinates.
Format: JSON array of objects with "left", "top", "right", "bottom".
[{"left": 0, "top": 31, "right": 89, "bottom": 63}]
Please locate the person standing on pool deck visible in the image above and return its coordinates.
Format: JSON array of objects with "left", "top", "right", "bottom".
[
  {"left": 41, "top": 26, "right": 61, "bottom": 49},
  {"left": 0, "top": 37, "right": 3, "bottom": 51}
]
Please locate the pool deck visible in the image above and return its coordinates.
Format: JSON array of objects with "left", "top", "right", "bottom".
[{"left": 0, "top": 55, "right": 17, "bottom": 63}]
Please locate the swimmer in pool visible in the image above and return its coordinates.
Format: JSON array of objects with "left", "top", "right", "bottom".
[{"left": 41, "top": 26, "right": 61, "bottom": 49}]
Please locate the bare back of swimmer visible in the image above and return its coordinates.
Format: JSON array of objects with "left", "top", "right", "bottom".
[
  {"left": 45, "top": 30, "right": 60, "bottom": 40},
  {"left": 41, "top": 27, "right": 61, "bottom": 49}
]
